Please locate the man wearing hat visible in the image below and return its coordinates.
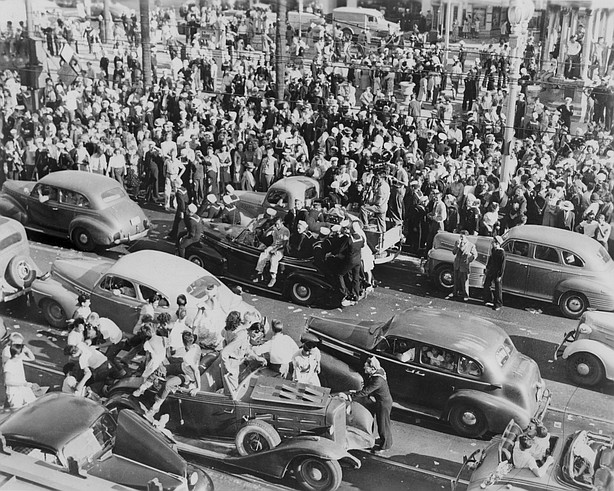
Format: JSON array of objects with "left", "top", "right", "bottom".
[
  {"left": 453, "top": 230, "right": 477, "bottom": 301},
  {"left": 288, "top": 220, "right": 315, "bottom": 259},
  {"left": 219, "top": 194, "right": 241, "bottom": 225},
  {"left": 360, "top": 169, "right": 390, "bottom": 233},
  {"left": 167, "top": 178, "right": 190, "bottom": 241},
  {"left": 483, "top": 236, "right": 506, "bottom": 311},
  {"left": 198, "top": 194, "right": 222, "bottom": 220},
  {"left": 178, "top": 203, "right": 204, "bottom": 258},
  {"left": 253, "top": 215, "right": 290, "bottom": 287}
]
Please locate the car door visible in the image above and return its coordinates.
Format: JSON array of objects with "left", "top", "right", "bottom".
[
  {"left": 27, "top": 184, "right": 72, "bottom": 231},
  {"left": 90, "top": 275, "right": 143, "bottom": 330},
  {"left": 411, "top": 344, "right": 459, "bottom": 410},
  {"left": 166, "top": 391, "right": 239, "bottom": 439},
  {"left": 224, "top": 230, "right": 263, "bottom": 280},
  {"left": 526, "top": 244, "right": 563, "bottom": 300},
  {"left": 501, "top": 240, "right": 530, "bottom": 294},
  {"left": 372, "top": 336, "right": 425, "bottom": 407}
]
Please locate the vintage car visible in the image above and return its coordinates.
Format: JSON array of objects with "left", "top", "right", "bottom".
[
  {"left": 31, "top": 250, "right": 255, "bottom": 331},
  {"left": 0, "top": 170, "right": 149, "bottom": 251},
  {"left": 456, "top": 419, "right": 614, "bottom": 491},
  {"left": 306, "top": 308, "right": 551, "bottom": 438},
  {"left": 235, "top": 176, "right": 403, "bottom": 263},
  {"left": 185, "top": 219, "right": 342, "bottom": 307},
  {"left": 0, "top": 393, "right": 213, "bottom": 491},
  {"left": 0, "top": 217, "right": 39, "bottom": 303},
  {"left": 106, "top": 358, "right": 374, "bottom": 491},
  {"left": 555, "top": 311, "right": 614, "bottom": 387},
  {"left": 425, "top": 225, "right": 614, "bottom": 319}
]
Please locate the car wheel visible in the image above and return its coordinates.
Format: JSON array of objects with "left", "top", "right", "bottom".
[
  {"left": 449, "top": 403, "right": 488, "bottom": 438},
  {"left": 289, "top": 280, "right": 314, "bottom": 306},
  {"left": 293, "top": 457, "right": 342, "bottom": 491},
  {"left": 41, "top": 299, "right": 68, "bottom": 329},
  {"left": 559, "top": 291, "right": 588, "bottom": 319},
  {"left": 5, "top": 255, "right": 37, "bottom": 289},
  {"left": 187, "top": 253, "right": 204, "bottom": 268},
  {"left": 567, "top": 352, "right": 605, "bottom": 387},
  {"left": 435, "top": 264, "right": 454, "bottom": 291},
  {"left": 235, "top": 420, "right": 281, "bottom": 456},
  {"left": 72, "top": 227, "right": 95, "bottom": 252}
]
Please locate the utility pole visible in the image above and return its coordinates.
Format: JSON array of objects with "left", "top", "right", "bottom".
[
  {"left": 103, "top": 0, "right": 112, "bottom": 46},
  {"left": 443, "top": 0, "right": 452, "bottom": 66},
  {"left": 140, "top": 0, "right": 152, "bottom": 87},
  {"left": 25, "top": 0, "right": 34, "bottom": 38},
  {"left": 275, "top": 0, "right": 286, "bottom": 101}
]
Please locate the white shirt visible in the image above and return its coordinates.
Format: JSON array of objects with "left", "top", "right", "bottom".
[
  {"left": 169, "top": 320, "right": 191, "bottom": 351},
  {"left": 98, "top": 318, "right": 123, "bottom": 344},
  {"left": 512, "top": 442, "right": 539, "bottom": 472},
  {"left": 78, "top": 346, "right": 107, "bottom": 370},
  {"left": 254, "top": 333, "right": 299, "bottom": 365}
]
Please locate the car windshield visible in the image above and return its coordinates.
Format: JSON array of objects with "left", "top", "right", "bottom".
[
  {"left": 62, "top": 413, "right": 116, "bottom": 467},
  {"left": 100, "top": 187, "right": 127, "bottom": 204},
  {"left": 495, "top": 338, "right": 514, "bottom": 366},
  {"left": 186, "top": 275, "right": 224, "bottom": 299}
]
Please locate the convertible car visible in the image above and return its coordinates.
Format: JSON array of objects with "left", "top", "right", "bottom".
[
  {"left": 307, "top": 308, "right": 550, "bottom": 438},
  {"left": 107, "top": 357, "right": 374, "bottom": 491},
  {"left": 457, "top": 419, "right": 614, "bottom": 491},
  {"left": 31, "top": 250, "right": 255, "bottom": 331},
  {"left": 0, "top": 393, "right": 212, "bottom": 491}
]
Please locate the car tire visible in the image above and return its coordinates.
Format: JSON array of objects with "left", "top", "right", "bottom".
[
  {"left": 289, "top": 280, "right": 314, "bottom": 306},
  {"left": 235, "top": 420, "right": 281, "bottom": 456},
  {"left": 434, "top": 264, "right": 454, "bottom": 291},
  {"left": 293, "top": 457, "right": 342, "bottom": 491},
  {"left": 5, "top": 255, "right": 37, "bottom": 289},
  {"left": 72, "top": 227, "right": 96, "bottom": 252},
  {"left": 187, "top": 253, "right": 204, "bottom": 268},
  {"left": 559, "top": 291, "right": 588, "bottom": 319},
  {"left": 567, "top": 352, "right": 605, "bottom": 387},
  {"left": 41, "top": 298, "right": 68, "bottom": 329},
  {"left": 449, "top": 403, "right": 488, "bottom": 438}
]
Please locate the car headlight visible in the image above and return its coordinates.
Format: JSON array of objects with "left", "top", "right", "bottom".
[
  {"left": 328, "top": 424, "right": 335, "bottom": 436},
  {"left": 535, "top": 382, "right": 544, "bottom": 402},
  {"left": 189, "top": 471, "right": 198, "bottom": 486},
  {"left": 578, "top": 323, "right": 592, "bottom": 335}
]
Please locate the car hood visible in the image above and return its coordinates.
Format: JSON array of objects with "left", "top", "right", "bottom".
[
  {"left": 51, "top": 257, "right": 112, "bottom": 291},
  {"left": 307, "top": 316, "right": 391, "bottom": 351}
]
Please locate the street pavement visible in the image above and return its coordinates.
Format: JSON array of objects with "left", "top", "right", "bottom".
[{"left": 1, "top": 201, "right": 612, "bottom": 490}]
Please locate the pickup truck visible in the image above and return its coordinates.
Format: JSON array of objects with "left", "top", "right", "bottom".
[{"left": 235, "top": 176, "right": 403, "bottom": 264}]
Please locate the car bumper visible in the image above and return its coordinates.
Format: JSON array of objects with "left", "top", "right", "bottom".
[
  {"left": 1, "top": 286, "right": 30, "bottom": 303},
  {"left": 114, "top": 228, "right": 149, "bottom": 245}
]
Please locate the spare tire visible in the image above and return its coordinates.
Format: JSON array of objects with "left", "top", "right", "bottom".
[
  {"left": 6, "top": 255, "right": 37, "bottom": 289},
  {"left": 235, "top": 420, "right": 281, "bottom": 456}
]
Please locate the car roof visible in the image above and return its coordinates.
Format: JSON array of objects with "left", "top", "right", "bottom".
[
  {"left": 38, "top": 170, "right": 121, "bottom": 196},
  {"left": 271, "top": 176, "right": 318, "bottom": 193},
  {"left": 0, "top": 393, "right": 106, "bottom": 452},
  {"left": 387, "top": 309, "right": 511, "bottom": 356},
  {"left": 107, "top": 251, "right": 207, "bottom": 292},
  {"left": 333, "top": 6, "right": 383, "bottom": 15},
  {"left": 505, "top": 225, "right": 600, "bottom": 252}
]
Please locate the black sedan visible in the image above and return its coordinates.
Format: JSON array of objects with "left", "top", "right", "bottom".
[{"left": 0, "top": 393, "right": 212, "bottom": 491}]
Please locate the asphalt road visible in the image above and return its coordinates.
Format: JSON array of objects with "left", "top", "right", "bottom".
[{"left": 1, "top": 202, "right": 613, "bottom": 490}]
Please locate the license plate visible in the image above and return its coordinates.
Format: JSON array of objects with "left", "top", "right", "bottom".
[{"left": 130, "top": 216, "right": 140, "bottom": 226}]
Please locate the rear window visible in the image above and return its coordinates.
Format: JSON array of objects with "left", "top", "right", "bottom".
[
  {"left": 495, "top": 338, "right": 514, "bottom": 366},
  {"left": 186, "top": 276, "right": 223, "bottom": 299},
  {"left": 100, "top": 187, "right": 127, "bottom": 204},
  {"left": 596, "top": 246, "right": 612, "bottom": 265},
  {"left": 0, "top": 232, "right": 23, "bottom": 250}
]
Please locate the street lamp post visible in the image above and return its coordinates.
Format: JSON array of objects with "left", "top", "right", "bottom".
[{"left": 500, "top": 0, "right": 535, "bottom": 185}]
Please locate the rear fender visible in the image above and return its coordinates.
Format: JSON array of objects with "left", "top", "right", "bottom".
[
  {"left": 68, "top": 217, "right": 115, "bottom": 246},
  {"left": 31, "top": 277, "right": 79, "bottom": 316},
  {"left": 285, "top": 272, "right": 333, "bottom": 292},
  {"left": 562, "top": 339, "right": 614, "bottom": 380},
  {"left": 225, "top": 436, "right": 360, "bottom": 479},
  {"left": 444, "top": 389, "right": 532, "bottom": 433},
  {"left": 554, "top": 279, "right": 613, "bottom": 305},
  {"left": 0, "top": 196, "right": 27, "bottom": 224}
]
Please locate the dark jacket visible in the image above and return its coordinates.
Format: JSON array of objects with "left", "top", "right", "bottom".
[{"left": 485, "top": 247, "right": 505, "bottom": 277}]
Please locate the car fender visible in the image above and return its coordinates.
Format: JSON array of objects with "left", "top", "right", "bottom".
[
  {"left": 562, "top": 339, "right": 614, "bottom": 380},
  {"left": 554, "top": 278, "right": 614, "bottom": 306},
  {"left": 224, "top": 436, "right": 360, "bottom": 479},
  {"left": 187, "top": 242, "right": 227, "bottom": 275},
  {"left": 0, "top": 195, "right": 27, "bottom": 224},
  {"left": 31, "top": 277, "right": 79, "bottom": 315},
  {"left": 285, "top": 272, "right": 333, "bottom": 293},
  {"left": 68, "top": 217, "right": 115, "bottom": 246},
  {"left": 425, "top": 250, "right": 453, "bottom": 276},
  {"left": 319, "top": 352, "right": 363, "bottom": 392},
  {"left": 444, "top": 389, "right": 533, "bottom": 433}
]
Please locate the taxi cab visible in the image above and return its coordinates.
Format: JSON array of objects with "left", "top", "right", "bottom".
[{"left": 555, "top": 311, "right": 614, "bottom": 387}]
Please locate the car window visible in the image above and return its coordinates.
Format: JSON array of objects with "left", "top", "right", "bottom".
[
  {"left": 139, "top": 284, "right": 170, "bottom": 307},
  {"left": 495, "top": 338, "right": 514, "bottom": 366},
  {"left": 562, "top": 251, "right": 584, "bottom": 267},
  {"left": 534, "top": 245, "right": 559, "bottom": 263},
  {"left": 458, "top": 356, "right": 483, "bottom": 377},
  {"left": 420, "top": 345, "right": 456, "bottom": 371},
  {"left": 305, "top": 186, "right": 318, "bottom": 201},
  {"left": 100, "top": 275, "right": 137, "bottom": 299},
  {"left": 33, "top": 184, "right": 59, "bottom": 203},
  {"left": 186, "top": 275, "right": 223, "bottom": 299},
  {"left": 267, "top": 189, "right": 288, "bottom": 208},
  {"left": 595, "top": 246, "right": 612, "bottom": 265},
  {"left": 58, "top": 189, "right": 89, "bottom": 207},
  {"left": 63, "top": 413, "right": 116, "bottom": 467},
  {"left": 392, "top": 338, "right": 416, "bottom": 363},
  {"left": 505, "top": 240, "right": 529, "bottom": 257},
  {"left": 100, "top": 187, "right": 127, "bottom": 204}
]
